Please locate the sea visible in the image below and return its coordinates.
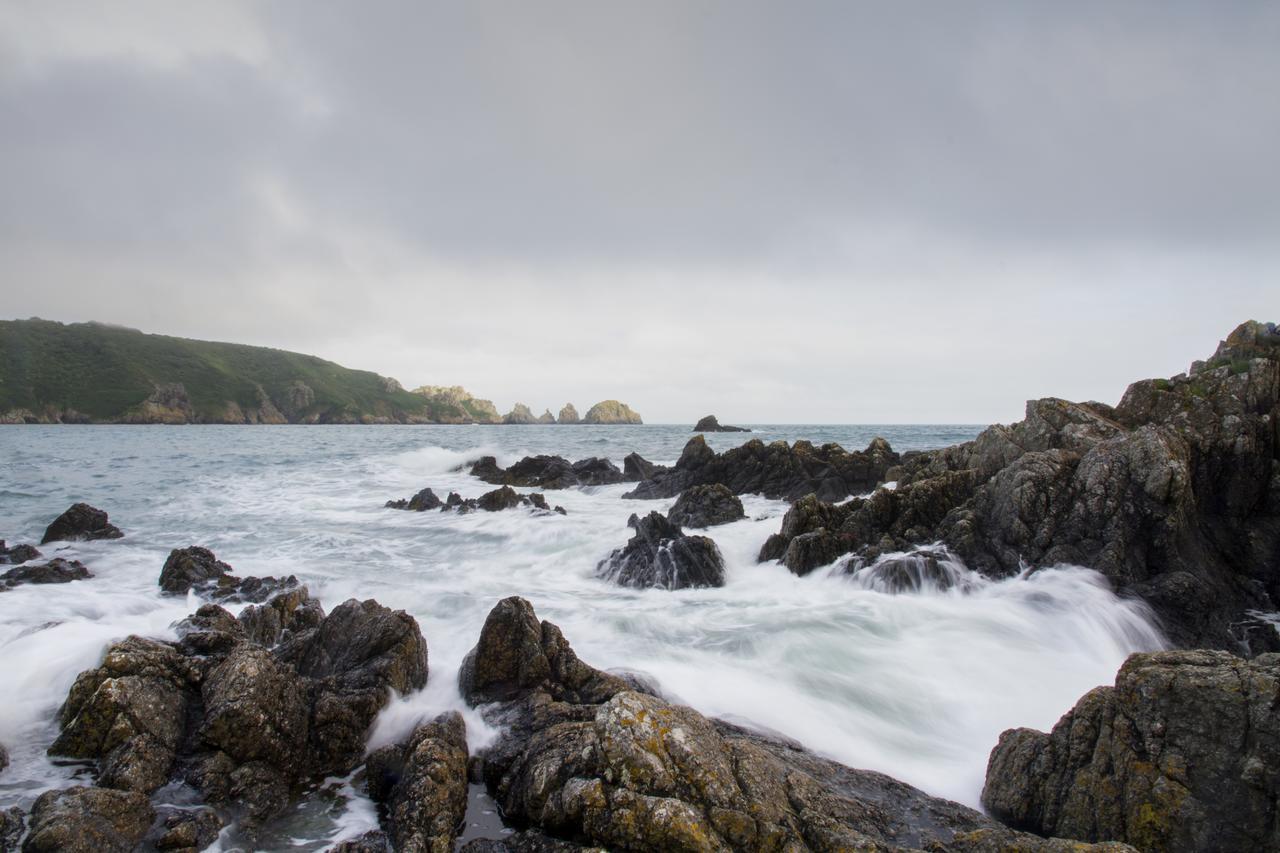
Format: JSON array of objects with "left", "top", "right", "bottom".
[{"left": 0, "top": 424, "right": 1165, "bottom": 850}]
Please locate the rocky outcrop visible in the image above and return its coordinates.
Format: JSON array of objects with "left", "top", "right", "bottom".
[
  {"left": 667, "top": 484, "right": 746, "bottom": 528},
  {"left": 413, "top": 386, "right": 503, "bottom": 424},
  {"left": 504, "top": 403, "right": 539, "bottom": 425},
  {"left": 557, "top": 404, "right": 580, "bottom": 424},
  {"left": 983, "top": 650, "right": 1280, "bottom": 852},
  {"left": 537, "top": 409, "right": 557, "bottom": 424},
  {"left": 626, "top": 435, "right": 899, "bottom": 502},
  {"left": 386, "top": 487, "right": 444, "bottom": 511},
  {"left": 40, "top": 503, "right": 123, "bottom": 544},
  {"left": 622, "top": 452, "right": 663, "bottom": 482},
  {"left": 1, "top": 557, "right": 92, "bottom": 589},
  {"left": 694, "top": 414, "right": 750, "bottom": 432},
  {"left": 0, "top": 540, "right": 41, "bottom": 564},
  {"left": 582, "top": 400, "right": 643, "bottom": 425},
  {"left": 470, "top": 455, "right": 624, "bottom": 489},
  {"left": 365, "top": 711, "right": 469, "bottom": 851},
  {"left": 459, "top": 597, "right": 1129, "bottom": 853},
  {"left": 389, "top": 485, "right": 566, "bottom": 515},
  {"left": 0, "top": 805, "right": 22, "bottom": 851},
  {"left": 157, "top": 545, "right": 300, "bottom": 602},
  {"left": 49, "top": 589, "right": 428, "bottom": 835},
  {"left": 598, "top": 512, "right": 726, "bottom": 589},
  {"left": 22, "top": 786, "right": 155, "bottom": 853},
  {"left": 155, "top": 806, "right": 223, "bottom": 851},
  {"left": 757, "top": 321, "right": 1280, "bottom": 651},
  {"left": 121, "top": 382, "right": 195, "bottom": 424}
]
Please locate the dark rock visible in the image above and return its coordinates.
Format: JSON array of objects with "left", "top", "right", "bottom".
[
  {"left": 22, "top": 786, "right": 154, "bottom": 853},
  {"left": 622, "top": 452, "right": 663, "bottom": 482},
  {"left": 504, "top": 403, "right": 539, "bottom": 425},
  {"left": 1, "top": 557, "right": 92, "bottom": 588},
  {"left": 155, "top": 806, "right": 223, "bottom": 851},
  {"left": 0, "top": 743, "right": 6, "bottom": 773},
  {"left": 386, "top": 487, "right": 443, "bottom": 511},
  {"left": 0, "top": 806, "right": 23, "bottom": 852},
  {"left": 446, "top": 492, "right": 465, "bottom": 508},
  {"left": 570, "top": 457, "right": 624, "bottom": 486},
  {"left": 625, "top": 435, "right": 899, "bottom": 501},
  {"left": 365, "top": 711, "right": 469, "bottom": 852},
  {"left": 159, "top": 546, "right": 234, "bottom": 595},
  {"left": 236, "top": 586, "right": 325, "bottom": 647},
  {"left": 983, "top": 650, "right": 1280, "bottom": 852},
  {"left": 460, "top": 598, "right": 1123, "bottom": 853},
  {"left": 667, "top": 483, "right": 745, "bottom": 528},
  {"left": 693, "top": 414, "right": 750, "bottom": 432},
  {"left": 329, "top": 830, "right": 391, "bottom": 852},
  {"left": 459, "top": 831, "right": 602, "bottom": 852},
  {"left": 477, "top": 486, "right": 524, "bottom": 512},
  {"left": 468, "top": 457, "right": 506, "bottom": 484},
  {"left": 473, "top": 455, "right": 624, "bottom": 489},
  {"left": 597, "top": 512, "right": 725, "bottom": 589},
  {"left": 841, "top": 549, "right": 978, "bottom": 594},
  {"left": 40, "top": 503, "right": 123, "bottom": 544},
  {"left": 0, "top": 540, "right": 40, "bottom": 565}
]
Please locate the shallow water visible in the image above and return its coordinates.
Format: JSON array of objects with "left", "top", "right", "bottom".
[{"left": 0, "top": 424, "right": 1164, "bottom": 849}]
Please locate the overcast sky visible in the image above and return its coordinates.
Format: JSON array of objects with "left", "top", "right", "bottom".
[{"left": 1, "top": 1, "right": 1276, "bottom": 423}]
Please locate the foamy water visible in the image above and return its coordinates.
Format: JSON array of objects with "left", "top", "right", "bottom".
[{"left": 0, "top": 424, "right": 1164, "bottom": 849}]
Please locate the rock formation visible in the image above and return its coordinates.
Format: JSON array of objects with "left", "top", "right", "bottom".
[
  {"left": 983, "top": 649, "right": 1280, "bottom": 852},
  {"left": 40, "top": 503, "right": 123, "bottom": 544},
  {"left": 504, "top": 403, "right": 539, "bottom": 425},
  {"left": 757, "top": 321, "right": 1280, "bottom": 651},
  {"left": 157, "top": 545, "right": 302, "bottom": 603},
  {"left": 0, "top": 540, "right": 41, "bottom": 564},
  {"left": 537, "top": 409, "right": 557, "bottom": 424},
  {"left": 598, "top": 511, "right": 726, "bottom": 589},
  {"left": 385, "top": 486, "right": 444, "bottom": 511},
  {"left": 582, "top": 400, "right": 643, "bottom": 424},
  {"left": 22, "top": 786, "right": 155, "bottom": 853},
  {"left": 470, "top": 455, "right": 624, "bottom": 489},
  {"left": 626, "top": 435, "right": 899, "bottom": 502},
  {"left": 694, "top": 414, "right": 750, "bottom": 432},
  {"left": 364, "top": 711, "right": 469, "bottom": 851},
  {"left": 388, "top": 485, "right": 566, "bottom": 515},
  {"left": 412, "top": 385, "right": 503, "bottom": 424},
  {"left": 557, "top": 403, "right": 580, "bottom": 424},
  {"left": 1, "top": 557, "right": 92, "bottom": 589},
  {"left": 667, "top": 483, "right": 746, "bottom": 528}
]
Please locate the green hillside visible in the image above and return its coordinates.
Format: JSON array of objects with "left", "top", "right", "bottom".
[{"left": 0, "top": 318, "right": 458, "bottom": 424}]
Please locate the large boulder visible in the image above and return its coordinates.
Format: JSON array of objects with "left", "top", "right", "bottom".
[
  {"left": 22, "top": 786, "right": 154, "bottom": 853},
  {"left": 0, "top": 540, "right": 41, "bottom": 564},
  {"left": 459, "top": 598, "right": 1129, "bottom": 853},
  {"left": 622, "top": 452, "right": 663, "bottom": 482},
  {"left": 667, "top": 484, "right": 745, "bottom": 528},
  {"left": 983, "top": 650, "right": 1280, "bottom": 852},
  {"left": 40, "top": 503, "right": 123, "bottom": 544},
  {"left": 1, "top": 557, "right": 92, "bottom": 588},
  {"left": 364, "top": 711, "right": 469, "bottom": 851},
  {"left": 582, "top": 400, "right": 643, "bottom": 425},
  {"left": 693, "top": 414, "right": 750, "bottom": 432},
  {"left": 157, "top": 546, "right": 301, "bottom": 603},
  {"left": 626, "top": 435, "right": 899, "bottom": 501},
  {"left": 598, "top": 512, "right": 725, "bottom": 590}
]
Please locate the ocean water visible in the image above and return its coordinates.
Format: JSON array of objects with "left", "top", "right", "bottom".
[{"left": 0, "top": 424, "right": 1164, "bottom": 849}]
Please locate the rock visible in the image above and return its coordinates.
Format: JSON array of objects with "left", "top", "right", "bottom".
[
  {"left": 625, "top": 435, "right": 899, "bottom": 501},
  {"left": 460, "top": 598, "right": 1124, "bottom": 853},
  {"left": 155, "top": 805, "right": 223, "bottom": 851},
  {"left": 0, "top": 540, "right": 41, "bottom": 564},
  {"left": 471, "top": 455, "right": 623, "bottom": 489},
  {"left": 0, "top": 742, "right": 7, "bottom": 773},
  {"left": 504, "top": 403, "right": 538, "bottom": 425},
  {"left": 0, "top": 806, "right": 23, "bottom": 851},
  {"left": 157, "top": 546, "right": 301, "bottom": 603},
  {"left": 365, "top": 711, "right": 469, "bottom": 852},
  {"left": 39, "top": 503, "right": 123, "bottom": 544},
  {"left": 537, "top": 409, "right": 557, "bottom": 424},
  {"left": 236, "top": 585, "right": 325, "bottom": 647},
  {"left": 122, "top": 382, "right": 195, "bottom": 424},
  {"left": 386, "top": 487, "right": 443, "bottom": 511},
  {"left": 597, "top": 512, "right": 725, "bottom": 589},
  {"left": 693, "top": 414, "right": 750, "bottom": 432},
  {"left": 329, "top": 830, "right": 392, "bottom": 852},
  {"left": 983, "top": 650, "right": 1280, "bottom": 852},
  {"left": 570, "top": 457, "right": 624, "bottom": 486},
  {"left": 22, "top": 786, "right": 155, "bottom": 853},
  {"left": 413, "top": 386, "right": 503, "bottom": 424},
  {"left": 477, "top": 486, "right": 525, "bottom": 512},
  {"left": 757, "top": 322, "right": 1280, "bottom": 651},
  {"left": 459, "top": 831, "right": 603, "bottom": 852},
  {"left": 581, "top": 400, "right": 643, "bottom": 425},
  {"left": 557, "top": 404, "right": 580, "bottom": 425},
  {"left": 1, "top": 557, "right": 92, "bottom": 588},
  {"left": 667, "top": 484, "right": 745, "bottom": 528},
  {"left": 622, "top": 452, "right": 664, "bottom": 483},
  {"left": 842, "top": 549, "right": 978, "bottom": 594}
]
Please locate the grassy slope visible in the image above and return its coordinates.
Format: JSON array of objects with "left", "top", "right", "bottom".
[{"left": 0, "top": 319, "right": 445, "bottom": 422}]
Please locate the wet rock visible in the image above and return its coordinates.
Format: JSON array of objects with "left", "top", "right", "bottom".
[
  {"left": 622, "top": 452, "right": 663, "bottom": 482},
  {"left": 329, "top": 830, "right": 392, "bottom": 852},
  {"left": 23, "top": 786, "right": 155, "bottom": 853},
  {"left": 461, "top": 598, "right": 1120, "bottom": 853},
  {"left": 365, "top": 711, "right": 469, "bottom": 852},
  {"left": 569, "top": 457, "right": 624, "bottom": 486},
  {"left": 0, "top": 540, "right": 40, "bottom": 565},
  {"left": 842, "top": 549, "right": 978, "bottom": 594},
  {"left": 0, "top": 743, "right": 7, "bottom": 773},
  {"left": 625, "top": 434, "right": 899, "bottom": 501},
  {"left": 468, "top": 456, "right": 506, "bottom": 484},
  {"left": 158, "top": 546, "right": 302, "bottom": 604},
  {"left": 598, "top": 512, "right": 725, "bottom": 589},
  {"left": 0, "top": 806, "right": 23, "bottom": 851},
  {"left": 39, "top": 502, "right": 123, "bottom": 544},
  {"left": 693, "top": 414, "right": 750, "bottom": 432},
  {"left": 477, "top": 486, "right": 524, "bottom": 512},
  {"left": 667, "top": 484, "right": 745, "bottom": 528},
  {"left": 557, "top": 404, "right": 580, "bottom": 425},
  {"left": 984, "top": 650, "right": 1280, "bottom": 852},
  {"left": 459, "top": 831, "right": 602, "bottom": 852},
  {"left": 236, "top": 586, "right": 325, "bottom": 647},
  {"left": 155, "top": 806, "right": 223, "bottom": 851},
  {"left": 1, "top": 557, "right": 92, "bottom": 588},
  {"left": 385, "top": 487, "right": 443, "bottom": 511},
  {"left": 581, "top": 400, "right": 642, "bottom": 425},
  {"left": 474, "top": 456, "right": 624, "bottom": 489}
]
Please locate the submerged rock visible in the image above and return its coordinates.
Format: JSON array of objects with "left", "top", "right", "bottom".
[
  {"left": 385, "top": 487, "right": 443, "bottom": 511},
  {"left": 158, "top": 545, "right": 300, "bottom": 603},
  {"left": 40, "top": 503, "right": 123, "bottom": 544},
  {"left": 0, "top": 540, "right": 41, "bottom": 565},
  {"left": 1, "top": 557, "right": 92, "bottom": 588},
  {"left": 984, "top": 650, "right": 1280, "bottom": 852},
  {"left": 693, "top": 414, "right": 750, "bottom": 432},
  {"left": 364, "top": 711, "right": 469, "bottom": 851},
  {"left": 597, "top": 511, "right": 725, "bottom": 589},
  {"left": 625, "top": 434, "right": 899, "bottom": 501},
  {"left": 667, "top": 483, "right": 745, "bottom": 528},
  {"left": 459, "top": 597, "right": 1126, "bottom": 853},
  {"left": 23, "top": 786, "right": 155, "bottom": 853},
  {"left": 581, "top": 400, "right": 643, "bottom": 425}
]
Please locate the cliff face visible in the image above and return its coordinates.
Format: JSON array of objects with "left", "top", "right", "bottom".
[{"left": 410, "top": 386, "right": 501, "bottom": 424}]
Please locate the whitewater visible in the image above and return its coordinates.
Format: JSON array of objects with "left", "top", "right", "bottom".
[{"left": 0, "top": 424, "right": 1165, "bottom": 849}]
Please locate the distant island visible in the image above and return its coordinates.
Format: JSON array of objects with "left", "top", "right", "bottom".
[{"left": 0, "top": 319, "right": 643, "bottom": 425}]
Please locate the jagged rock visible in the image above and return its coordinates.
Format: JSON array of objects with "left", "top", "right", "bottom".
[
  {"left": 983, "top": 650, "right": 1280, "bottom": 852},
  {"left": 504, "top": 403, "right": 538, "bottom": 425},
  {"left": 40, "top": 503, "right": 123, "bottom": 544},
  {"left": 22, "top": 786, "right": 155, "bottom": 853},
  {"left": 157, "top": 546, "right": 301, "bottom": 603},
  {"left": 461, "top": 598, "right": 1125, "bottom": 853},
  {"left": 0, "top": 806, "right": 23, "bottom": 851},
  {"left": 471, "top": 456, "right": 622, "bottom": 489},
  {"left": 570, "top": 457, "right": 624, "bottom": 486},
  {"left": 667, "top": 484, "right": 745, "bottom": 528},
  {"left": 460, "top": 831, "right": 603, "bottom": 852},
  {"left": 386, "top": 487, "right": 443, "bottom": 511},
  {"left": 693, "top": 414, "right": 750, "bottom": 432},
  {"left": 1, "top": 557, "right": 92, "bottom": 588},
  {"left": 329, "top": 830, "right": 393, "bottom": 851},
  {"left": 537, "top": 409, "right": 557, "bottom": 424},
  {"left": 364, "top": 711, "right": 469, "bottom": 852},
  {"left": 581, "top": 400, "right": 643, "bottom": 425},
  {"left": 477, "top": 486, "right": 525, "bottom": 512},
  {"left": 625, "top": 435, "right": 899, "bottom": 501},
  {"left": 557, "top": 404, "right": 580, "bottom": 425},
  {"left": 597, "top": 512, "right": 725, "bottom": 589},
  {"left": 236, "top": 586, "right": 325, "bottom": 647},
  {"left": 842, "top": 549, "right": 978, "bottom": 594},
  {"left": 0, "top": 540, "right": 40, "bottom": 564},
  {"left": 622, "top": 452, "right": 663, "bottom": 482},
  {"left": 155, "top": 806, "right": 223, "bottom": 851}
]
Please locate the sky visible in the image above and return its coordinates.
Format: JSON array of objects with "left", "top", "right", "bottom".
[{"left": 0, "top": 1, "right": 1276, "bottom": 423}]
